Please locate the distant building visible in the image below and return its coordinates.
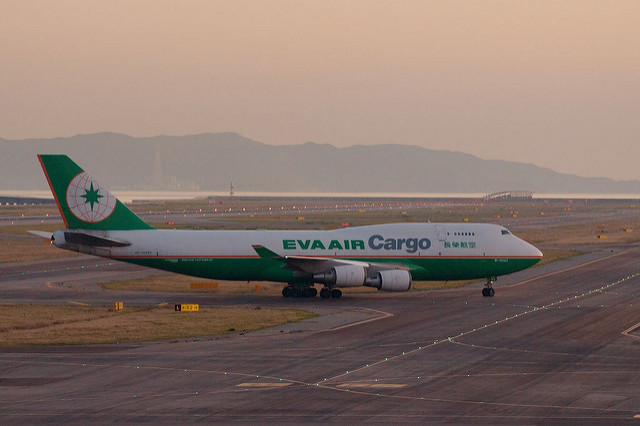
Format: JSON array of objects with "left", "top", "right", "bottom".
[
  {"left": 0, "top": 196, "right": 54, "bottom": 205},
  {"left": 484, "top": 191, "right": 533, "bottom": 201}
]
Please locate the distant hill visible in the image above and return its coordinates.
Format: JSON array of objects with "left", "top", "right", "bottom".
[{"left": 2, "top": 132, "right": 640, "bottom": 194}]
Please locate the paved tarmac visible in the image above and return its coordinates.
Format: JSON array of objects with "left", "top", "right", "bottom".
[{"left": 1, "top": 247, "right": 639, "bottom": 423}]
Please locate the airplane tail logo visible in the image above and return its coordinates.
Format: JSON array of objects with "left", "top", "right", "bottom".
[
  {"left": 38, "top": 154, "right": 153, "bottom": 230},
  {"left": 66, "top": 171, "right": 117, "bottom": 223}
]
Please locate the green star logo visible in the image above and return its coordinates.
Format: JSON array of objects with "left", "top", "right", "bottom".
[{"left": 81, "top": 182, "right": 103, "bottom": 211}]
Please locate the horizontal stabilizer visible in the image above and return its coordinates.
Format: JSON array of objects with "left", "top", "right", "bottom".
[
  {"left": 28, "top": 230, "right": 54, "bottom": 239},
  {"left": 63, "top": 231, "right": 131, "bottom": 247}
]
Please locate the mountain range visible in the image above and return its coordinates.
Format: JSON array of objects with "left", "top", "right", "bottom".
[{"left": 2, "top": 132, "right": 640, "bottom": 195}]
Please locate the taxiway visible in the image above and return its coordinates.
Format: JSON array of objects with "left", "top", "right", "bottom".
[{"left": 0, "top": 246, "right": 639, "bottom": 422}]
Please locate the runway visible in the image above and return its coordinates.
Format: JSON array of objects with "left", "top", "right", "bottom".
[{"left": 1, "top": 247, "right": 639, "bottom": 422}]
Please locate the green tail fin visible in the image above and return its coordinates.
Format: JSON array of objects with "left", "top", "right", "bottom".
[{"left": 38, "top": 155, "right": 153, "bottom": 230}]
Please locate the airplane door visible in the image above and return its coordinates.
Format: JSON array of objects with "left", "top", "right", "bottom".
[{"left": 436, "top": 225, "right": 447, "bottom": 241}]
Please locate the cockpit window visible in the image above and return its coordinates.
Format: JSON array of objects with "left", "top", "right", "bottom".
[{"left": 501, "top": 230, "right": 511, "bottom": 235}]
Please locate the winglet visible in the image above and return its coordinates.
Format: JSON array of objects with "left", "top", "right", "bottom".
[{"left": 252, "top": 245, "right": 283, "bottom": 260}]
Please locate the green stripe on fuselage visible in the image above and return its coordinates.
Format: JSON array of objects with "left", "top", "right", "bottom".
[{"left": 111, "top": 255, "right": 541, "bottom": 283}]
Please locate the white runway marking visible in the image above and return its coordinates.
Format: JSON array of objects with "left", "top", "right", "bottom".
[
  {"left": 236, "top": 382, "right": 292, "bottom": 388},
  {"left": 337, "top": 383, "right": 406, "bottom": 389}
]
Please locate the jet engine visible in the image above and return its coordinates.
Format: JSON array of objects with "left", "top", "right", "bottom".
[
  {"left": 364, "top": 269, "right": 412, "bottom": 292},
  {"left": 313, "top": 265, "right": 412, "bottom": 291},
  {"left": 313, "top": 265, "right": 366, "bottom": 287}
]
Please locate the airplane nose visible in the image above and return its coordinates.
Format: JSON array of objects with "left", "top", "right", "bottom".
[
  {"left": 516, "top": 237, "right": 542, "bottom": 259},
  {"left": 527, "top": 242, "right": 543, "bottom": 259},
  {"left": 533, "top": 245, "right": 543, "bottom": 258}
]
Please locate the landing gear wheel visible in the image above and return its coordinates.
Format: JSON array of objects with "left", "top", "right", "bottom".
[
  {"left": 482, "top": 280, "right": 495, "bottom": 297},
  {"left": 302, "top": 287, "right": 317, "bottom": 298},
  {"left": 320, "top": 287, "right": 331, "bottom": 299},
  {"left": 330, "top": 288, "right": 342, "bottom": 299},
  {"left": 282, "top": 286, "right": 293, "bottom": 298}
]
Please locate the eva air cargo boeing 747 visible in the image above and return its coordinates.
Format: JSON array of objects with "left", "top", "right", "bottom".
[{"left": 34, "top": 155, "right": 542, "bottom": 299}]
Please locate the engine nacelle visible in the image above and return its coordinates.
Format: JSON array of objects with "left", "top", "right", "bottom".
[
  {"left": 313, "top": 265, "right": 366, "bottom": 287},
  {"left": 365, "top": 269, "right": 412, "bottom": 292}
]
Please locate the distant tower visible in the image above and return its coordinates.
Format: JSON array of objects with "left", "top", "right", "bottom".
[
  {"left": 229, "top": 182, "right": 234, "bottom": 200},
  {"left": 154, "top": 144, "right": 162, "bottom": 185}
]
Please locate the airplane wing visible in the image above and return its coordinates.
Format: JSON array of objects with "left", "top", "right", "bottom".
[{"left": 252, "top": 245, "right": 410, "bottom": 275}]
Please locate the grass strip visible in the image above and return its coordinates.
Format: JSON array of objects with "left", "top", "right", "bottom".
[{"left": 0, "top": 304, "right": 315, "bottom": 347}]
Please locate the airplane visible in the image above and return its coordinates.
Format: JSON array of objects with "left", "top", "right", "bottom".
[{"left": 32, "top": 154, "right": 543, "bottom": 299}]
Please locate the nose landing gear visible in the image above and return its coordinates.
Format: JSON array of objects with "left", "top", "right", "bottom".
[{"left": 482, "top": 279, "right": 495, "bottom": 297}]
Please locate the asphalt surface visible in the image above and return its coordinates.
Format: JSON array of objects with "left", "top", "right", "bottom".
[{"left": 1, "top": 247, "right": 639, "bottom": 423}]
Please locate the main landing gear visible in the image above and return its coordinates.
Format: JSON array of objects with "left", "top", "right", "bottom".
[
  {"left": 482, "top": 278, "right": 495, "bottom": 297},
  {"left": 282, "top": 285, "right": 317, "bottom": 298},
  {"left": 281, "top": 285, "right": 342, "bottom": 299},
  {"left": 319, "top": 287, "right": 342, "bottom": 299}
]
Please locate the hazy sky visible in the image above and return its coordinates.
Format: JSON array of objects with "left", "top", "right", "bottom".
[{"left": 2, "top": 1, "right": 639, "bottom": 180}]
